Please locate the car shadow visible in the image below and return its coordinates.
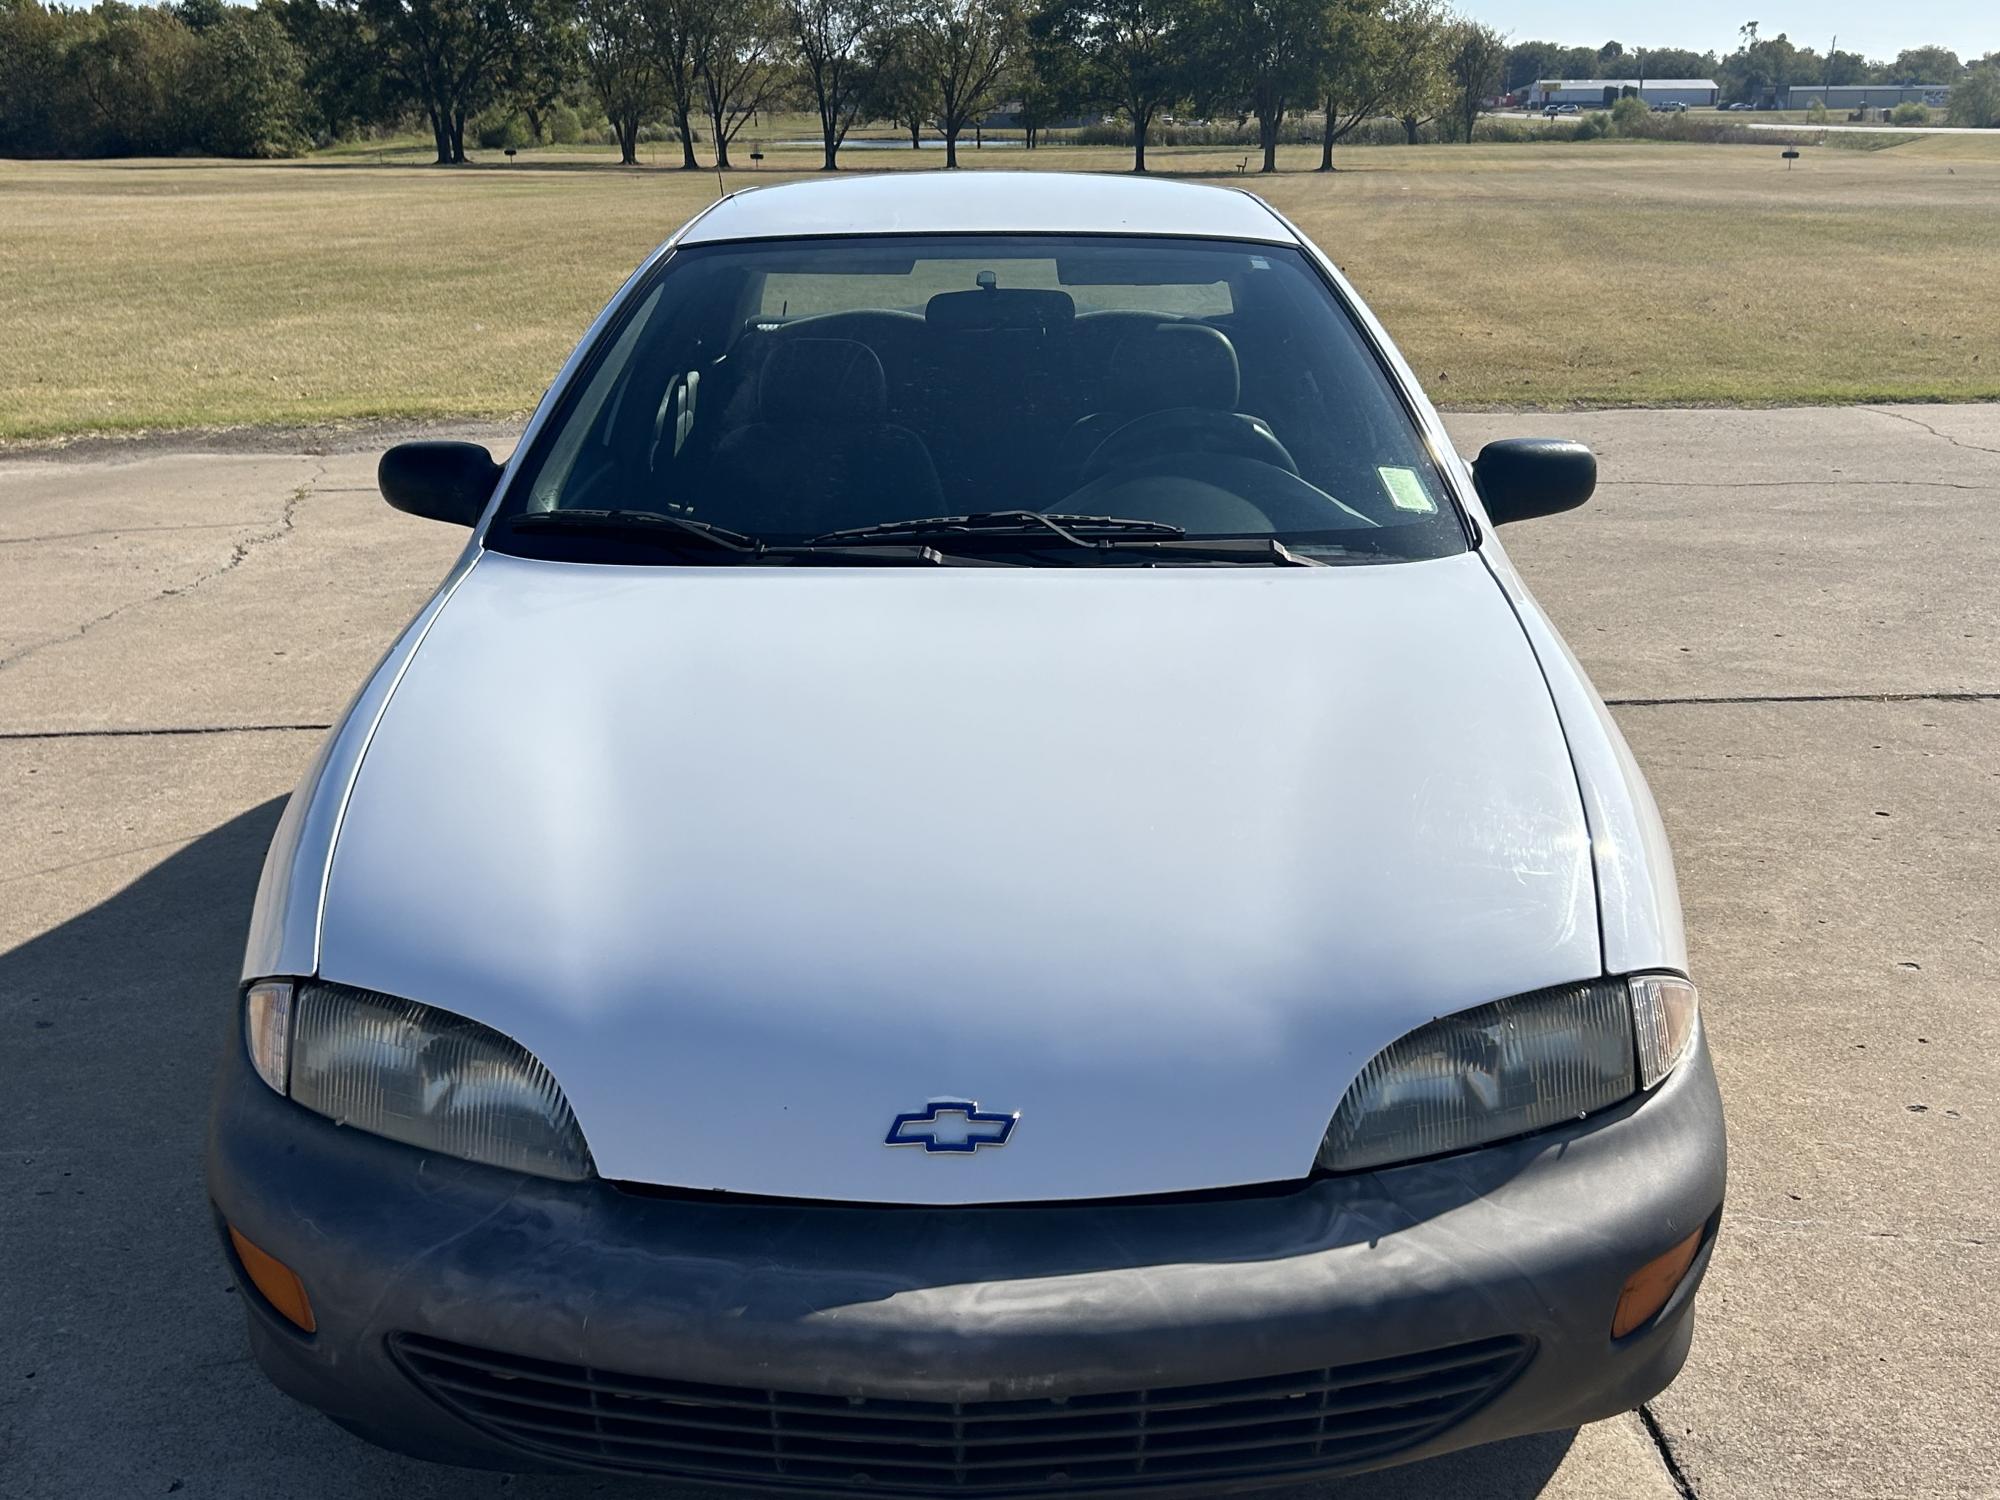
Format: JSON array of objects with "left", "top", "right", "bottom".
[{"left": 0, "top": 800, "right": 1579, "bottom": 1498}]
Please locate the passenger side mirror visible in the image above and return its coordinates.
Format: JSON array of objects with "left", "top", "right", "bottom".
[
  {"left": 378, "top": 441, "right": 502, "bottom": 527},
  {"left": 1472, "top": 439, "right": 1596, "bottom": 525}
]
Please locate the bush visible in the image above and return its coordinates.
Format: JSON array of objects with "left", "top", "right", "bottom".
[
  {"left": 1890, "top": 102, "right": 1929, "bottom": 126},
  {"left": 1609, "top": 96, "right": 1649, "bottom": 134},
  {"left": 1807, "top": 98, "right": 1830, "bottom": 124},
  {"left": 545, "top": 103, "right": 586, "bottom": 145},
  {"left": 1572, "top": 111, "right": 1612, "bottom": 141},
  {"left": 473, "top": 111, "right": 529, "bottom": 150}
]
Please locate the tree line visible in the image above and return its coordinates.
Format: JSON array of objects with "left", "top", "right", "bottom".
[{"left": 2, "top": 0, "right": 1994, "bottom": 168}]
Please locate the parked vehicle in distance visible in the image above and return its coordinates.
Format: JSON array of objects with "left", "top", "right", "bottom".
[
  {"left": 209, "top": 172, "right": 1725, "bottom": 1494},
  {"left": 1544, "top": 102, "right": 1580, "bottom": 116},
  {"left": 1652, "top": 100, "right": 1690, "bottom": 113}
]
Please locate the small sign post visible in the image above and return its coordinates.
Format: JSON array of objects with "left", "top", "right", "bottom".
[{"left": 1781, "top": 148, "right": 1801, "bottom": 170}]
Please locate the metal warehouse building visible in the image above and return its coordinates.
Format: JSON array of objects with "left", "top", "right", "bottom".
[
  {"left": 1784, "top": 84, "right": 1952, "bottom": 111},
  {"left": 1533, "top": 79, "right": 1720, "bottom": 108}
]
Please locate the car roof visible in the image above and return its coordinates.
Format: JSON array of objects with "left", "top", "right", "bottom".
[{"left": 677, "top": 171, "right": 1300, "bottom": 246}]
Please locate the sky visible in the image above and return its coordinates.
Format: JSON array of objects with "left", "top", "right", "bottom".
[{"left": 1475, "top": 2, "right": 1991, "bottom": 63}]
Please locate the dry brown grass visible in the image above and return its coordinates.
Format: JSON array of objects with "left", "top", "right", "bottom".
[{"left": 2, "top": 135, "right": 1996, "bottom": 442}]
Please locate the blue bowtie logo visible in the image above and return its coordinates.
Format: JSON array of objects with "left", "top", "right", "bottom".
[{"left": 886, "top": 1099, "right": 1019, "bottom": 1154}]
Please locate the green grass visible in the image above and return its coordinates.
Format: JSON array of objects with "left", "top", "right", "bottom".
[{"left": 2, "top": 134, "right": 1997, "bottom": 442}]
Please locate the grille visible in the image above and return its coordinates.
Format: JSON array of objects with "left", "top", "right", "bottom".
[{"left": 392, "top": 1331, "right": 1533, "bottom": 1494}]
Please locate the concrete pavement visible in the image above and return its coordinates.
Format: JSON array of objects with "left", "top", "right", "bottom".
[{"left": 2, "top": 405, "right": 1996, "bottom": 1498}]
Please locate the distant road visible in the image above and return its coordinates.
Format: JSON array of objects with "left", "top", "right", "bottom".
[
  {"left": 1488, "top": 109, "right": 1991, "bottom": 138},
  {"left": 1746, "top": 121, "right": 1990, "bottom": 136}
]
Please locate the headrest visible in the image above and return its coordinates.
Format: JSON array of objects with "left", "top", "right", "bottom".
[
  {"left": 926, "top": 288, "right": 1076, "bottom": 332},
  {"left": 1109, "top": 323, "right": 1241, "bottom": 412},
  {"left": 759, "top": 338, "right": 887, "bottom": 424}
]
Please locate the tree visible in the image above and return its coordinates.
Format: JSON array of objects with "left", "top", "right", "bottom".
[
  {"left": 644, "top": 0, "right": 706, "bottom": 168},
  {"left": 582, "top": 0, "right": 662, "bottom": 163},
  {"left": 68, "top": 4, "right": 205, "bottom": 155},
  {"left": 863, "top": 18, "right": 934, "bottom": 146},
  {"left": 1033, "top": 0, "right": 1189, "bottom": 172},
  {"left": 693, "top": 0, "right": 784, "bottom": 169},
  {"left": 1199, "top": 0, "right": 1334, "bottom": 174},
  {"left": 1376, "top": 0, "right": 1449, "bottom": 148},
  {"left": 359, "top": 0, "right": 526, "bottom": 164},
  {"left": 0, "top": 0, "right": 77, "bottom": 156},
  {"left": 1890, "top": 45, "right": 1960, "bottom": 83},
  {"left": 1634, "top": 47, "right": 1715, "bottom": 82},
  {"left": 1822, "top": 48, "right": 1872, "bottom": 87},
  {"left": 1313, "top": 0, "right": 1394, "bottom": 167},
  {"left": 912, "top": 0, "right": 1019, "bottom": 168},
  {"left": 1946, "top": 64, "right": 2000, "bottom": 128},
  {"left": 787, "top": 0, "right": 881, "bottom": 170},
  {"left": 1501, "top": 39, "right": 1567, "bottom": 95},
  {"left": 1442, "top": 18, "right": 1503, "bottom": 143},
  {"left": 510, "top": 0, "right": 583, "bottom": 143},
  {"left": 190, "top": 5, "right": 311, "bottom": 156},
  {"left": 1718, "top": 29, "right": 1802, "bottom": 107},
  {"left": 273, "top": 0, "right": 397, "bottom": 142},
  {"left": 1010, "top": 36, "right": 1083, "bottom": 148}
]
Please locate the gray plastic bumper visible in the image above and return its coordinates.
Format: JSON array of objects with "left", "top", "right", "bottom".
[{"left": 207, "top": 1023, "right": 1725, "bottom": 1489}]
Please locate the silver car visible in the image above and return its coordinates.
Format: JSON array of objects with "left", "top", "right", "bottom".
[{"left": 210, "top": 172, "right": 1724, "bottom": 1492}]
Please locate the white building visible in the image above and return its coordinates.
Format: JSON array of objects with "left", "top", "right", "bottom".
[{"left": 1533, "top": 79, "right": 1721, "bottom": 109}]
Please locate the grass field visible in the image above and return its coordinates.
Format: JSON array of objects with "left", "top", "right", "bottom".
[{"left": 2, "top": 134, "right": 1997, "bottom": 442}]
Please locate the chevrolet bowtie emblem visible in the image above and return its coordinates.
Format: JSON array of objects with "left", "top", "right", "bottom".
[{"left": 885, "top": 1099, "right": 1019, "bottom": 1154}]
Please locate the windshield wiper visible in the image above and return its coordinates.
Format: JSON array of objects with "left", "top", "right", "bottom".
[
  {"left": 808, "top": 511, "right": 1187, "bottom": 546},
  {"left": 808, "top": 512, "right": 1327, "bottom": 566},
  {"left": 507, "top": 508, "right": 761, "bottom": 553},
  {"left": 500, "top": 510, "right": 1015, "bottom": 567},
  {"left": 1091, "top": 537, "right": 1329, "bottom": 567}
]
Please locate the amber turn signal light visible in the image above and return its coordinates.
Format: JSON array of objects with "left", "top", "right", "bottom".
[
  {"left": 228, "top": 1225, "right": 316, "bottom": 1333},
  {"left": 1611, "top": 1228, "right": 1703, "bottom": 1338}
]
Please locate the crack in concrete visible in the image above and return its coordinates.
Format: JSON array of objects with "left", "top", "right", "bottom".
[
  {"left": 0, "top": 723, "right": 332, "bottom": 741},
  {"left": 1639, "top": 1403, "right": 1699, "bottom": 1499},
  {"left": 6, "top": 692, "right": 1994, "bottom": 740},
  {"left": 1608, "top": 691, "right": 2000, "bottom": 708},
  {"left": 1604, "top": 478, "right": 1996, "bottom": 493},
  {"left": 0, "top": 521, "right": 250, "bottom": 546},
  {"left": 0, "top": 832, "right": 207, "bottom": 887},
  {"left": 0, "top": 459, "right": 326, "bottom": 673},
  {"left": 1864, "top": 406, "right": 2000, "bottom": 459},
  {"left": 1730, "top": 1214, "right": 1993, "bottom": 1246}
]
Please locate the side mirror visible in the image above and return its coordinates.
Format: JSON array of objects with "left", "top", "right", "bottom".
[
  {"left": 378, "top": 441, "right": 502, "bottom": 527},
  {"left": 1472, "top": 438, "right": 1596, "bottom": 525}
]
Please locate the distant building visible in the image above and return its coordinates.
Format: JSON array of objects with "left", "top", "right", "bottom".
[
  {"left": 1533, "top": 79, "right": 1720, "bottom": 108},
  {"left": 1784, "top": 84, "right": 1952, "bottom": 112}
]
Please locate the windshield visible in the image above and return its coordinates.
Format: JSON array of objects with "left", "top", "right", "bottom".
[{"left": 490, "top": 235, "right": 1467, "bottom": 567}]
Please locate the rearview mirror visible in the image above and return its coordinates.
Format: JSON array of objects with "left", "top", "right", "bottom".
[
  {"left": 378, "top": 441, "right": 502, "bottom": 527},
  {"left": 1472, "top": 439, "right": 1596, "bottom": 525}
]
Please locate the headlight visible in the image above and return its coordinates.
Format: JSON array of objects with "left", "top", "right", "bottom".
[
  {"left": 1317, "top": 975, "right": 1698, "bottom": 1173},
  {"left": 241, "top": 979, "right": 594, "bottom": 1182}
]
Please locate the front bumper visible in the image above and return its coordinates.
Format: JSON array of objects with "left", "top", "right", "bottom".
[{"left": 208, "top": 1025, "right": 1725, "bottom": 1493}]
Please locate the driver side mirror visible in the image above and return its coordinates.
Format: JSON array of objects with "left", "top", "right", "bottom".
[
  {"left": 1472, "top": 439, "right": 1596, "bottom": 525},
  {"left": 378, "top": 441, "right": 502, "bottom": 527}
]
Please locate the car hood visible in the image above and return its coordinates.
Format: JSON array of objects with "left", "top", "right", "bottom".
[{"left": 319, "top": 551, "right": 1599, "bottom": 1203}]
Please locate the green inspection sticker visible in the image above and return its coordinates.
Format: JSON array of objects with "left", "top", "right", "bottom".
[{"left": 1378, "top": 466, "right": 1438, "bottom": 513}]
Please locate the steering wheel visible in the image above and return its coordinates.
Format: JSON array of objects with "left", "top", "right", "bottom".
[{"left": 1081, "top": 407, "right": 1299, "bottom": 486}]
